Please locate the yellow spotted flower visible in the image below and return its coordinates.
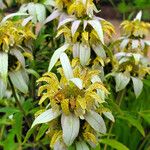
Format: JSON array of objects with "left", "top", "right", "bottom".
[{"left": 32, "top": 53, "right": 114, "bottom": 149}]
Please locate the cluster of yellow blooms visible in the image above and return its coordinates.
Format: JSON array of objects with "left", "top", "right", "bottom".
[
  {"left": 31, "top": 1, "right": 150, "bottom": 150},
  {"left": 34, "top": 56, "right": 113, "bottom": 149},
  {"left": 112, "top": 11, "right": 150, "bottom": 97},
  {"left": 0, "top": 20, "right": 35, "bottom": 52},
  {"left": 31, "top": 0, "right": 116, "bottom": 149},
  {"left": 0, "top": 19, "right": 35, "bottom": 96}
]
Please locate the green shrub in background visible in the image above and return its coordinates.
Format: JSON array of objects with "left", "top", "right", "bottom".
[{"left": 117, "top": 0, "right": 150, "bottom": 20}]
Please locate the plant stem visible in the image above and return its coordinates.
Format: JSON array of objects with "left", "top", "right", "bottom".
[
  {"left": 8, "top": 77, "right": 31, "bottom": 128},
  {"left": 138, "top": 133, "right": 150, "bottom": 150},
  {"left": 104, "top": 89, "right": 126, "bottom": 150},
  {"left": 116, "top": 89, "right": 126, "bottom": 106}
]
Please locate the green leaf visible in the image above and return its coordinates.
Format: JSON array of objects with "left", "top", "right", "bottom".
[
  {"left": 100, "top": 139, "right": 129, "bottom": 150},
  {"left": 85, "top": 110, "right": 106, "bottom": 134},
  {"left": 26, "top": 69, "right": 40, "bottom": 78},
  {"left": 0, "top": 52, "right": 8, "bottom": 83},
  {"left": 115, "top": 73, "right": 130, "bottom": 92},
  {"left": 131, "top": 77, "right": 143, "bottom": 98},
  {"left": 48, "top": 44, "right": 69, "bottom": 71},
  {"left": 13, "top": 112, "right": 23, "bottom": 142},
  {"left": 0, "top": 107, "right": 19, "bottom": 113},
  {"left": 139, "top": 110, "right": 150, "bottom": 124},
  {"left": 76, "top": 141, "right": 89, "bottom": 150},
  {"left": 36, "top": 124, "right": 49, "bottom": 141},
  {"left": 118, "top": 113, "right": 145, "bottom": 136},
  {"left": 23, "top": 128, "right": 36, "bottom": 144},
  {"left": 61, "top": 113, "right": 80, "bottom": 146},
  {"left": 35, "top": 3, "right": 46, "bottom": 22},
  {"left": 31, "top": 109, "right": 61, "bottom": 128}
]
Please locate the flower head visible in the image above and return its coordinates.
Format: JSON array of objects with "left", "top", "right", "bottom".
[{"left": 32, "top": 53, "right": 114, "bottom": 149}]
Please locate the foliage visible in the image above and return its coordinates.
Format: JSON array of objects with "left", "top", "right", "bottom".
[{"left": 0, "top": 0, "right": 150, "bottom": 150}]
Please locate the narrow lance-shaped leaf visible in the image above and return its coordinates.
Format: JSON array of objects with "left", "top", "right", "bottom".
[
  {"left": 60, "top": 53, "right": 73, "bottom": 79},
  {"left": 61, "top": 113, "right": 80, "bottom": 146},
  {"left": 85, "top": 110, "right": 106, "bottom": 134},
  {"left": 31, "top": 109, "right": 61, "bottom": 128},
  {"left": 100, "top": 139, "right": 129, "bottom": 150},
  {"left": 118, "top": 113, "right": 145, "bottom": 136},
  {"left": 48, "top": 44, "right": 69, "bottom": 71}
]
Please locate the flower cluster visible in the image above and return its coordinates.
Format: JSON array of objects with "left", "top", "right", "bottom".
[
  {"left": 0, "top": 20, "right": 35, "bottom": 52},
  {"left": 45, "top": 0, "right": 115, "bottom": 69},
  {"left": 0, "top": 19, "right": 35, "bottom": 98},
  {"left": 32, "top": 53, "right": 114, "bottom": 149},
  {"left": 112, "top": 11, "right": 150, "bottom": 97}
]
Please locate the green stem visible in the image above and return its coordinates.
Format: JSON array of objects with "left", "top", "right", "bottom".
[
  {"left": 104, "top": 89, "right": 126, "bottom": 150},
  {"left": 138, "top": 133, "right": 150, "bottom": 150},
  {"left": 8, "top": 77, "right": 31, "bottom": 128}
]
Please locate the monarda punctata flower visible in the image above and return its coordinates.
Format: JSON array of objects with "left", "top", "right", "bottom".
[
  {"left": 111, "top": 11, "right": 150, "bottom": 98},
  {"left": 114, "top": 11, "right": 150, "bottom": 54},
  {"left": 0, "top": 19, "right": 35, "bottom": 98},
  {"left": 44, "top": 0, "right": 115, "bottom": 70},
  {"left": 32, "top": 53, "right": 114, "bottom": 149}
]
